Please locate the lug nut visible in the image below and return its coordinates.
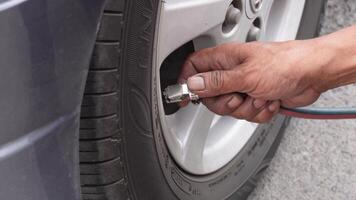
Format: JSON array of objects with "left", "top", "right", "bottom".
[
  {"left": 250, "top": 0, "right": 262, "bottom": 13},
  {"left": 247, "top": 25, "right": 261, "bottom": 42}
]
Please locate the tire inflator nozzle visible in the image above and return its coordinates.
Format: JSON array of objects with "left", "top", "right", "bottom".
[{"left": 163, "top": 83, "right": 200, "bottom": 104}]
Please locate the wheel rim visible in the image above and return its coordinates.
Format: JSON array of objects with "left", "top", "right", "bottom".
[{"left": 154, "top": 0, "right": 306, "bottom": 175}]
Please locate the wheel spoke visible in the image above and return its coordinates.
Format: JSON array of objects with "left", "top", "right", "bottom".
[
  {"left": 260, "top": 0, "right": 306, "bottom": 41},
  {"left": 257, "top": 0, "right": 274, "bottom": 41},
  {"left": 157, "top": 0, "right": 231, "bottom": 65},
  {"left": 259, "top": 0, "right": 275, "bottom": 24},
  {"left": 180, "top": 105, "right": 215, "bottom": 172},
  {"left": 193, "top": 9, "right": 253, "bottom": 49}
]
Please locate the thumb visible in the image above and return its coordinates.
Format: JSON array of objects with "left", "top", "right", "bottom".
[{"left": 187, "top": 70, "right": 241, "bottom": 98}]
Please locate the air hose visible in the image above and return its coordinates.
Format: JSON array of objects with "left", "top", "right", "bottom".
[
  {"left": 280, "top": 107, "right": 356, "bottom": 119},
  {"left": 163, "top": 83, "right": 356, "bottom": 120}
]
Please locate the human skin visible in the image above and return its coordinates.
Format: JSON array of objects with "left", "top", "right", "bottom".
[{"left": 178, "top": 25, "right": 356, "bottom": 123}]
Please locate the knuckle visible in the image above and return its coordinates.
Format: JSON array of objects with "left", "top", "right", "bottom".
[
  {"left": 184, "top": 52, "right": 201, "bottom": 68},
  {"left": 188, "top": 50, "right": 200, "bottom": 59},
  {"left": 184, "top": 53, "right": 195, "bottom": 64},
  {"left": 209, "top": 71, "right": 224, "bottom": 91}
]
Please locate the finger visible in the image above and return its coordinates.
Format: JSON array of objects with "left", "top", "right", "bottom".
[
  {"left": 202, "top": 93, "right": 244, "bottom": 115},
  {"left": 178, "top": 48, "right": 219, "bottom": 82},
  {"left": 187, "top": 69, "right": 247, "bottom": 98},
  {"left": 229, "top": 96, "right": 265, "bottom": 120},
  {"left": 178, "top": 43, "right": 244, "bottom": 81},
  {"left": 269, "top": 100, "right": 281, "bottom": 113},
  {"left": 251, "top": 101, "right": 280, "bottom": 123},
  {"left": 253, "top": 99, "right": 267, "bottom": 109},
  {"left": 281, "top": 88, "right": 320, "bottom": 108}
]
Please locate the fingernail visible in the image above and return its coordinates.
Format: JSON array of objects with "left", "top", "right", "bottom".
[
  {"left": 187, "top": 76, "right": 205, "bottom": 91},
  {"left": 253, "top": 99, "right": 266, "bottom": 109},
  {"left": 227, "top": 96, "right": 242, "bottom": 109},
  {"left": 268, "top": 102, "right": 278, "bottom": 112}
]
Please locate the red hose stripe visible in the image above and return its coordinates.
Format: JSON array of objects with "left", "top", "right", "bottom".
[{"left": 280, "top": 109, "right": 356, "bottom": 119}]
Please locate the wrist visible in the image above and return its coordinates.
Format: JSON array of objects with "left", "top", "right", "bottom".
[
  {"left": 285, "top": 39, "right": 336, "bottom": 93},
  {"left": 313, "top": 27, "right": 356, "bottom": 91},
  {"left": 307, "top": 37, "right": 340, "bottom": 92}
]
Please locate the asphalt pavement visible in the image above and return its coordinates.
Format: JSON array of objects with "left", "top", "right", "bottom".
[{"left": 248, "top": 1, "right": 356, "bottom": 199}]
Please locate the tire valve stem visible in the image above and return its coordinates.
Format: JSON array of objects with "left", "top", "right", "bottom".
[{"left": 163, "top": 83, "right": 201, "bottom": 105}]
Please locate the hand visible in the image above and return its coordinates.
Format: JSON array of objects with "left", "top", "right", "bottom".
[{"left": 179, "top": 40, "right": 334, "bottom": 123}]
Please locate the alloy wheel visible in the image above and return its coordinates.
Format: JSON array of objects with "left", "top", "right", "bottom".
[{"left": 154, "top": 0, "right": 306, "bottom": 175}]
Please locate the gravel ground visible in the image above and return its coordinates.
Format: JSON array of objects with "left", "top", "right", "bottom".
[{"left": 248, "top": 1, "right": 356, "bottom": 200}]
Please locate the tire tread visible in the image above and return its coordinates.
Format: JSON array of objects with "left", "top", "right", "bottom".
[{"left": 79, "top": 1, "right": 130, "bottom": 199}]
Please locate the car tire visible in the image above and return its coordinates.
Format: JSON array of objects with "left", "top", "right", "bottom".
[{"left": 79, "top": 0, "right": 326, "bottom": 200}]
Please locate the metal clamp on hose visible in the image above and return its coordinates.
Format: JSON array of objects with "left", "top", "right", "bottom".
[{"left": 163, "top": 83, "right": 201, "bottom": 104}]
